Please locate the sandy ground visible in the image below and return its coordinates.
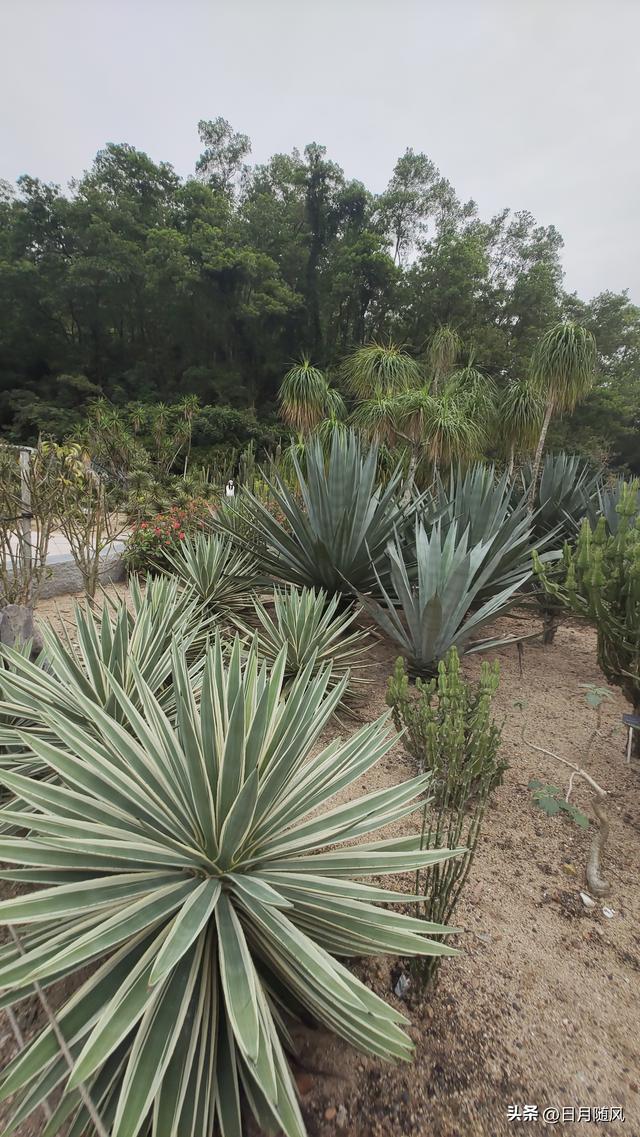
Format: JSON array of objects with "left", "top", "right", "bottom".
[{"left": 1, "top": 589, "right": 638, "bottom": 1137}]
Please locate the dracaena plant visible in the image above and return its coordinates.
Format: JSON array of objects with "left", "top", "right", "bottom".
[
  {"left": 160, "top": 531, "right": 260, "bottom": 615},
  {"left": 359, "top": 520, "right": 530, "bottom": 676},
  {"left": 0, "top": 638, "right": 458, "bottom": 1137},
  {"left": 233, "top": 586, "right": 370, "bottom": 695},
  {"left": 217, "top": 429, "right": 411, "bottom": 596}
]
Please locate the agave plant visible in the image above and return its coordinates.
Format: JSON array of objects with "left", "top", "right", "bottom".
[
  {"left": 519, "top": 452, "right": 602, "bottom": 543},
  {"left": 420, "top": 463, "right": 553, "bottom": 599},
  {"left": 0, "top": 638, "right": 458, "bottom": 1137},
  {"left": 0, "top": 576, "right": 211, "bottom": 743},
  {"left": 217, "top": 429, "right": 411, "bottom": 596},
  {"left": 161, "top": 531, "right": 260, "bottom": 615},
  {"left": 234, "top": 586, "right": 370, "bottom": 694},
  {"left": 359, "top": 520, "right": 531, "bottom": 675},
  {"left": 589, "top": 475, "right": 640, "bottom": 534}
]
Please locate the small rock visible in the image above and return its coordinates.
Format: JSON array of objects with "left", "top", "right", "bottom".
[
  {"left": 394, "top": 972, "right": 411, "bottom": 999},
  {"left": 475, "top": 931, "right": 491, "bottom": 944},
  {"left": 336, "top": 1104, "right": 348, "bottom": 1128},
  {"left": 602, "top": 907, "right": 615, "bottom": 919},
  {"left": 324, "top": 1107, "right": 337, "bottom": 1122},
  {"left": 562, "top": 863, "right": 577, "bottom": 877},
  {"left": 580, "top": 892, "right": 596, "bottom": 909},
  {"left": 295, "top": 1072, "right": 314, "bottom": 1096}
]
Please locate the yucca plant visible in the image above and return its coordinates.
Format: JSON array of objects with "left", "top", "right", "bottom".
[
  {"left": 233, "top": 586, "right": 370, "bottom": 695},
  {"left": 359, "top": 520, "right": 530, "bottom": 675},
  {"left": 217, "top": 429, "right": 411, "bottom": 596},
  {"left": 0, "top": 638, "right": 459, "bottom": 1137},
  {"left": 0, "top": 576, "right": 211, "bottom": 744},
  {"left": 160, "top": 531, "right": 260, "bottom": 616},
  {"left": 518, "top": 453, "right": 601, "bottom": 643}
]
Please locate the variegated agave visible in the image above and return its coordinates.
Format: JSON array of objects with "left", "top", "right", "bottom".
[
  {"left": 217, "top": 429, "right": 411, "bottom": 596},
  {"left": 0, "top": 638, "right": 458, "bottom": 1137},
  {"left": 160, "top": 531, "right": 260, "bottom": 615},
  {"left": 359, "top": 519, "right": 531, "bottom": 675},
  {"left": 0, "top": 576, "right": 211, "bottom": 752},
  {"left": 233, "top": 586, "right": 370, "bottom": 695}
]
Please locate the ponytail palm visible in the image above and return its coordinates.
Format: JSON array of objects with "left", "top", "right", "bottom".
[
  {"left": 427, "top": 325, "right": 462, "bottom": 394},
  {"left": 0, "top": 638, "right": 457, "bottom": 1137},
  {"left": 279, "top": 358, "right": 331, "bottom": 434},
  {"left": 528, "top": 321, "right": 597, "bottom": 504},
  {"left": 500, "top": 377, "right": 546, "bottom": 476},
  {"left": 341, "top": 341, "right": 422, "bottom": 399}
]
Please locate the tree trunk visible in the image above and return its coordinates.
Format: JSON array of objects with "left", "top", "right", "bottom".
[
  {"left": 527, "top": 400, "right": 554, "bottom": 511},
  {"left": 402, "top": 448, "right": 420, "bottom": 506},
  {"left": 506, "top": 442, "right": 515, "bottom": 480}
]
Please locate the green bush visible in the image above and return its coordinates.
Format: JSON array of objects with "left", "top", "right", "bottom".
[
  {"left": 386, "top": 648, "right": 505, "bottom": 988},
  {"left": 123, "top": 500, "right": 214, "bottom": 573}
]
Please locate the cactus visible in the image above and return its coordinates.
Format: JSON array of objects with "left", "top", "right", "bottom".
[
  {"left": 386, "top": 649, "right": 505, "bottom": 988},
  {"left": 533, "top": 480, "right": 640, "bottom": 739}
]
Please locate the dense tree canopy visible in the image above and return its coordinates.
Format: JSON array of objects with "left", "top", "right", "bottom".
[{"left": 1, "top": 120, "right": 638, "bottom": 469}]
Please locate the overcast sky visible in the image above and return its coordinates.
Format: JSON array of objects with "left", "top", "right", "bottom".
[{"left": 2, "top": 0, "right": 639, "bottom": 302}]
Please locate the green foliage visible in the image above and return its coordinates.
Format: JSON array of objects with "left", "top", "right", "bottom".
[
  {"left": 160, "top": 531, "right": 260, "bottom": 616},
  {"left": 426, "top": 462, "right": 545, "bottom": 596},
  {"left": 533, "top": 481, "right": 640, "bottom": 712},
  {"left": 531, "top": 321, "right": 598, "bottom": 413},
  {"left": 359, "top": 519, "right": 531, "bottom": 675},
  {"left": 386, "top": 649, "right": 504, "bottom": 988},
  {"left": 278, "top": 358, "right": 333, "bottom": 434},
  {"left": 520, "top": 452, "right": 601, "bottom": 542},
  {"left": 341, "top": 341, "right": 422, "bottom": 399},
  {"left": 528, "top": 779, "right": 589, "bottom": 828},
  {"left": 219, "top": 429, "right": 410, "bottom": 596},
  {"left": 0, "top": 637, "right": 458, "bottom": 1137},
  {"left": 234, "top": 586, "right": 370, "bottom": 695},
  {"left": 386, "top": 651, "right": 505, "bottom": 804}
]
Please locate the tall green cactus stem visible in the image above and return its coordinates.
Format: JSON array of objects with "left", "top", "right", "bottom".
[
  {"left": 533, "top": 481, "right": 640, "bottom": 746},
  {"left": 386, "top": 649, "right": 505, "bottom": 988}
]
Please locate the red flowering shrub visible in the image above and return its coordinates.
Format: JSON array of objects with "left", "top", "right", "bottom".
[{"left": 124, "top": 499, "right": 213, "bottom": 573}]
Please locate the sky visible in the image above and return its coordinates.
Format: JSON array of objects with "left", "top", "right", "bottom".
[{"left": 1, "top": 0, "right": 639, "bottom": 302}]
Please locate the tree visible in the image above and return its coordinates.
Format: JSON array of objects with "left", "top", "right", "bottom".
[
  {"left": 528, "top": 321, "right": 598, "bottom": 504},
  {"left": 499, "top": 376, "right": 546, "bottom": 476},
  {"left": 195, "top": 117, "right": 251, "bottom": 196},
  {"left": 278, "top": 358, "right": 333, "bottom": 434}
]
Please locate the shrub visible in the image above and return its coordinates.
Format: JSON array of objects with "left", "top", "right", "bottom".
[
  {"left": 123, "top": 499, "right": 213, "bottom": 573},
  {"left": 386, "top": 648, "right": 504, "bottom": 988},
  {"left": 234, "top": 586, "right": 370, "bottom": 695},
  {"left": 534, "top": 480, "right": 640, "bottom": 731},
  {"left": 0, "top": 639, "right": 459, "bottom": 1137},
  {"left": 386, "top": 650, "right": 505, "bottom": 804}
]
